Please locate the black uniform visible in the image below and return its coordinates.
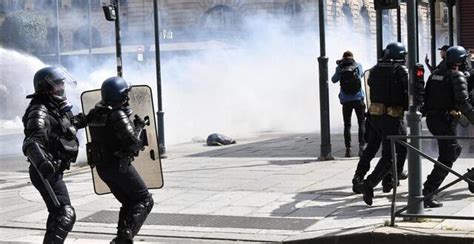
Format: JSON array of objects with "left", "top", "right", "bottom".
[
  {"left": 353, "top": 113, "right": 407, "bottom": 192},
  {"left": 359, "top": 61, "right": 408, "bottom": 205},
  {"left": 422, "top": 68, "right": 472, "bottom": 197},
  {"left": 22, "top": 94, "right": 86, "bottom": 243},
  {"left": 87, "top": 102, "right": 153, "bottom": 242}
]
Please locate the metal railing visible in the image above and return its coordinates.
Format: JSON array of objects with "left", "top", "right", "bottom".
[{"left": 388, "top": 135, "right": 474, "bottom": 226}]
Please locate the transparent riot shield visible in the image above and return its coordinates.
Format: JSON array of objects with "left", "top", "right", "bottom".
[{"left": 81, "top": 85, "right": 163, "bottom": 195}]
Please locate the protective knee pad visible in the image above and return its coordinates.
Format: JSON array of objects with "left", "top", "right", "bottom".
[
  {"left": 116, "top": 206, "right": 133, "bottom": 240},
  {"left": 43, "top": 205, "right": 76, "bottom": 244},
  {"left": 127, "top": 194, "right": 154, "bottom": 237},
  {"left": 439, "top": 144, "right": 462, "bottom": 164}
]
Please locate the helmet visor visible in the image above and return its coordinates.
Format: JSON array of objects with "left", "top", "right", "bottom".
[{"left": 44, "top": 67, "right": 77, "bottom": 98}]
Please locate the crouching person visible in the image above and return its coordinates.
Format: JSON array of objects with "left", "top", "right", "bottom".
[{"left": 86, "top": 77, "right": 153, "bottom": 243}]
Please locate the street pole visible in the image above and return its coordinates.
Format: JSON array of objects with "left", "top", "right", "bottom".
[
  {"left": 114, "top": 0, "right": 123, "bottom": 77},
  {"left": 376, "top": 9, "right": 383, "bottom": 59},
  {"left": 153, "top": 0, "right": 166, "bottom": 156},
  {"left": 397, "top": 6, "right": 402, "bottom": 42},
  {"left": 447, "top": 0, "right": 455, "bottom": 46},
  {"left": 88, "top": 0, "right": 92, "bottom": 58},
  {"left": 406, "top": 0, "right": 424, "bottom": 217},
  {"left": 55, "top": 0, "right": 61, "bottom": 65},
  {"left": 455, "top": 0, "right": 460, "bottom": 44},
  {"left": 429, "top": 0, "right": 436, "bottom": 68},
  {"left": 317, "top": 0, "right": 333, "bottom": 161},
  {"left": 415, "top": 0, "right": 419, "bottom": 61}
]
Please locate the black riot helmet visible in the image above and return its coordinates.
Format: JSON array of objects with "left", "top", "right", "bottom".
[
  {"left": 382, "top": 42, "right": 407, "bottom": 61},
  {"left": 445, "top": 46, "right": 468, "bottom": 67},
  {"left": 101, "top": 76, "right": 131, "bottom": 106},
  {"left": 30, "top": 66, "right": 75, "bottom": 98}
]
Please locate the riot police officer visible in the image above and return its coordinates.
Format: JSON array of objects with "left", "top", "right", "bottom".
[
  {"left": 352, "top": 112, "right": 407, "bottom": 194},
  {"left": 358, "top": 42, "right": 409, "bottom": 205},
  {"left": 422, "top": 46, "right": 474, "bottom": 208},
  {"left": 22, "top": 66, "right": 87, "bottom": 243},
  {"left": 87, "top": 77, "right": 153, "bottom": 244}
]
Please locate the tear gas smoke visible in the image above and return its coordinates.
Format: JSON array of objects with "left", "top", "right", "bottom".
[{"left": 1, "top": 16, "right": 382, "bottom": 145}]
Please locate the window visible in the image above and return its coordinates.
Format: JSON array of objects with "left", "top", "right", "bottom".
[
  {"left": 442, "top": 6, "right": 448, "bottom": 26},
  {"left": 382, "top": 10, "right": 395, "bottom": 44},
  {"left": 284, "top": 1, "right": 302, "bottom": 18},
  {"left": 72, "top": 0, "right": 100, "bottom": 10},
  {"left": 341, "top": 3, "right": 353, "bottom": 29},
  {"left": 35, "top": 0, "right": 59, "bottom": 11},
  {"left": 360, "top": 6, "right": 370, "bottom": 34},
  {"left": 202, "top": 5, "right": 237, "bottom": 31},
  {"left": 2, "top": 0, "right": 25, "bottom": 12}
]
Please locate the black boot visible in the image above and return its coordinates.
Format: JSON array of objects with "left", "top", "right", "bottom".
[
  {"left": 467, "top": 168, "right": 474, "bottom": 193},
  {"left": 399, "top": 170, "right": 408, "bottom": 180},
  {"left": 111, "top": 207, "right": 133, "bottom": 244},
  {"left": 345, "top": 148, "right": 352, "bottom": 158},
  {"left": 382, "top": 183, "right": 393, "bottom": 193},
  {"left": 424, "top": 197, "right": 443, "bottom": 208},
  {"left": 352, "top": 175, "right": 363, "bottom": 194},
  {"left": 359, "top": 181, "right": 374, "bottom": 206}
]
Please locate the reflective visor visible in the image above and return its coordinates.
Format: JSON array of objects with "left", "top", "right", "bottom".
[{"left": 44, "top": 67, "right": 77, "bottom": 97}]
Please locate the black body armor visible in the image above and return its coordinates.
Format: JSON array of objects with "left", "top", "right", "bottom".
[
  {"left": 368, "top": 62, "right": 409, "bottom": 109},
  {"left": 87, "top": 102, "right": 143, "bottom": 169},
  {"left": 22, "top": 95, "right": 83, "bottom": 172},
  {"left": 425, "top": 69, "right": 472, "bottom": 113}
]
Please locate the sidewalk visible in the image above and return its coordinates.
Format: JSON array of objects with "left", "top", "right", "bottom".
[{"left": 0, "top": 132, "right": 473, "bottom": 243}]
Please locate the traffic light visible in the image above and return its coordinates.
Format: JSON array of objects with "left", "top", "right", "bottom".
[
  {"left": 413, "top": 64, "right": 425, "bottom": 107},
  {"left": 102, "top": 5, "right": 117, "bottom": 21},
  {"left": 374, "top": 0, "right": 400, "bottom": 10}
]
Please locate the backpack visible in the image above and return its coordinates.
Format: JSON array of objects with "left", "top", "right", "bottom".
[{"left": 339, "top": 63, "right": 362, "bottom": 95}]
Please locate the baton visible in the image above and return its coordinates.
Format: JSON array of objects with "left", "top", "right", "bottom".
[{"left": 28, "top": 158, "right": 61, "bottom": 208}]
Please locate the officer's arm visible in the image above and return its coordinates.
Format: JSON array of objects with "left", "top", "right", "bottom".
[
  {"left": 71, "top": 113, "right": 87, "bottom": 129},
  {"left": 451, "top": 71, "right": 474, "bottom": 124},
  {"left": 109, "top": 110, "right": 143, "bottom": 152},
  {"left": 331, "top": 66, "right": 341, "bottom": 83},
  {"left": 398, "top": 66, "right": 410, "bottom": 110},
  {"left": 451, "top": 71, "right": 473, "bottom": 111},
  {"left": 22, "top": 105, "right": 59, "bottom": 178}
]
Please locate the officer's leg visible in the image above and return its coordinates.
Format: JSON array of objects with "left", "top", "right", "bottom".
[
  {"left": 382, "top": 120, "right": 408, "bottom": 192},
  {"left": 423, "top": 139, "right": 460, "bottom": 194},
  {"left": 29, "top": 168, "right": 72, "bottom": 211},
  {"left": 397, "top": 122, "right": 408, "bottom": 177},
  {"left": 96, "top": 166, "right": 136, "bottom": 243},
  {"left": 353, "top": 125, "right": 381, "bottom": 194},
  {"left": 342, "top": 102, "right": 353, "bottom": 157},
  {"left": 29, "top": 168, "right": 74, "bottom": 243},
  {"left": 361, "top": 116, "right": 400, "bottom": 204},
  {"left": 423, "top": 114, "right": 460, "bottom": 207},
  {"left": 108, "top": 165, "right": 153, "bottom": 242},
  {"left": 354, "top": 99, "right": 367, "bottom": 155},
  {"left": 44, "top": 205, "right": 76, "bottom": 244}
]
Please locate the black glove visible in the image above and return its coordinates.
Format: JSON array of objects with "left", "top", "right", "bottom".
[
  {"left": 419, "top": 105, "right": 427, "bottom": 117},
  {"left": 38, "top": 160, "right": 60, "bottom": 179},
  {"left": 73, "top": 113, "right": 88, "bottom": 129},
  {"left": 133, "top": 115, "right": 146, "bottom": 129}
]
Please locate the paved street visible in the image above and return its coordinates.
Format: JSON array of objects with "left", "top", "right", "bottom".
[{"left": 0, "top": 131, "right": 473, "bottom": 243}]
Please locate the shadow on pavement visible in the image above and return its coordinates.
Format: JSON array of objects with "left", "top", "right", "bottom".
[{"left": 188, "top": 133, "right": 346, "bottom": 158}]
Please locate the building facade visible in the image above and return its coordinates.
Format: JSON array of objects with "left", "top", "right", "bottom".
[{"left": 0, "top": 0, "right": 454, "bottom": 53}]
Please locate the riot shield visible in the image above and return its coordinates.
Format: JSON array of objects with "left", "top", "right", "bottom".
[
  {"left": 81, "top": 85, "right": 164, "bottom": 195},
  {"left": 363, "top": 69, "right": 371, "bottom": 107}
]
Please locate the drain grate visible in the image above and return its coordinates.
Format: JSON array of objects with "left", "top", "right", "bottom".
[{"left": 79, "top": 211, "right": 316, "bottom": 230}]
